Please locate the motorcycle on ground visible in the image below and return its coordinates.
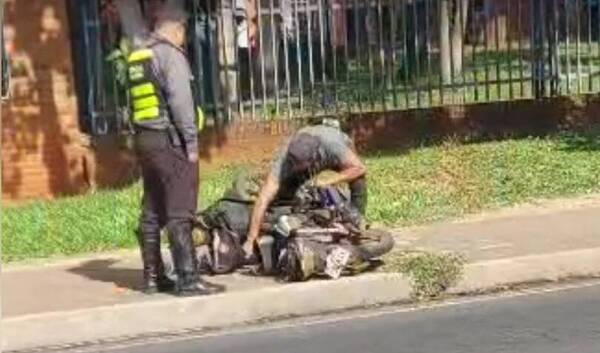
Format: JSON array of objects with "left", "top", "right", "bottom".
[{"left": 193, "top": 183, "right": 395, "bottom": 281}]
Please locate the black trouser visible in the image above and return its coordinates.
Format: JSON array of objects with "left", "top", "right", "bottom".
[{"left": 134, "top": 130, "right": 199, "bottom": 284}]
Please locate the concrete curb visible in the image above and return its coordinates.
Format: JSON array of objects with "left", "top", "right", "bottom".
[
  {"left": 4, "top": 247, "right": 600, "bottom": 352},
  {"left": 452, "top": 247, "right": 600, "bottom": 294},
  {"left": 1, "top": 274, "right": 411, "bottom": 352}
]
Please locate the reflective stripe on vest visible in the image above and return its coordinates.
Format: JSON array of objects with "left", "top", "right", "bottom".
[
  {"left": 130, "top": 83, "right": 155, "bottom": 98},
  {"left": 128, "top": 49, "right": 153, "bottom": 63},
  {"left": 127, "top": 49, "right": 161, "bottom": 122},
  {"left": 134, "top": 107, "right": 161, "bottom": 121},
  {"left": 133, "top": 95, "right": 160, "bottom": 111},
  {"left": 127, "top": 47, "right": 205, "bottom": 130},
  {"left": 197, "top": 107, "right": 205, "bottom": 131}
]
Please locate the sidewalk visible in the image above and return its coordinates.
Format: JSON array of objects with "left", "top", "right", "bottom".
[{"left": 3, "top": 197, "right": 600, "bottom": 351}]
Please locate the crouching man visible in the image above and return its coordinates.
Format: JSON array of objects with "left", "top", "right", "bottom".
[{"left": 243, "top": 120, "right": 367, "bottom": 256}]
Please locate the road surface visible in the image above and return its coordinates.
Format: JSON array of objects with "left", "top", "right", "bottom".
[{"left": 83, "top": 281, "right": 600, "bottom": 353}]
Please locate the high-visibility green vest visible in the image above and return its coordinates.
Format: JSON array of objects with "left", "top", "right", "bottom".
[
  {"left": 127, "top": 48, "right": 205, "bottom": 131},
  {"left": 127, "top": 49, "right": 164, "bottom": 124}
]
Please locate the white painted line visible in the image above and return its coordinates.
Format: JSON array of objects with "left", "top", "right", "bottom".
[{"left": 478, "top": 243, "right": 514, "bottom": 250}]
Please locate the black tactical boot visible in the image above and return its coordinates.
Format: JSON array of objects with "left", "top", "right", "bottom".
[
  {"left": 139, "top": 231, "right": 175, "bottom": 294},
  {"left": 168, "top": 222, "right": 225, "bottom": 297},
  {"left": 175, "top": 273, "right": 225, "bottom": 297},
  {"left": 143, "top": 262, "right": 176, "bottom": 294}
]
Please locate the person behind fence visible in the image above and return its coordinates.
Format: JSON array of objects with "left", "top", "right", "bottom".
[
  {"left": 129, "top": 6, "right": 222, "bottom": 296},
  {"left": 243, "top": 119, "right": 368, "bottom": 257}
]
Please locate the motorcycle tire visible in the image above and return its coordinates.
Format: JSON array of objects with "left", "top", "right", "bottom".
[{"left": 355, "top": 228, "right": 395, "bottom": 259}]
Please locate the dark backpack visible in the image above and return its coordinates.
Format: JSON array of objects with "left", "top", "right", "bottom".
[{"left": 195, "top": 172, "right": 260, "bottom": 274}]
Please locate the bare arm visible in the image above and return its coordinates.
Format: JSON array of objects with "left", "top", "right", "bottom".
[
  {"left": 320, "top": 148, "right": 366, "bottom": 187},
  {"left": 245, "top": 173, "right": 280, "bottom": 248}
]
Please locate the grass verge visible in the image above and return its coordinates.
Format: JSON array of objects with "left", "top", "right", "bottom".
[
  {"left": 383, "top": 251, "right": 466, "bottom": 300},
  {"left": 3, "top": 132, "right": 600, "bottom": 262}
]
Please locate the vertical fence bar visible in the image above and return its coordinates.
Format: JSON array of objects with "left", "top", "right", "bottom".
[
  {"left": 425, "top": 0, "right": 433, "bottom": 106},
  {"left": 209, "top": 0, "right": 224, "bottom": 121},
  {"left": 306, "top": 0, "right": 316, "bottom": 114},
  {"left": 412, "top": 0, "right": 422, "bottom": 108},
  {"left": 587, "top": 0, "right": 593, "bottom": 92},
  {"left": 507, "top": 0, "right": 514, "bottom": 100},
  {"left": 269, "top": 0, "right": 280, "bottom": 115},
  {"left": 565, "top": 0, "right": 571, "bottom": 94},
  {"left": 576, "top": 0, "right": 582, "bottom": 94},
  {"left": 367, "top": 1, "right": 375, "bottom": 109},
  {"left": 517, "top": 0, "right": 524, "bottom": 97},
  {"left": 353, "top": 0, "right": 363, "bottom": 111},
  {"left": 549, "top": 4, "right": 556, "bottom": 97},
  {"left": 191, "top": 2, "right": 206, "bottom": 110},
  {"left": 432, "top": 1, "right": 440, "bottom": 106},
  {"left": 219, "top": 2, "right": 232, "bottom": 121},
  {"left": 494, "top": 3, "right": 501, "bottom": 99},
  {"left": 460, "top": 0, "right": 467, "bottom": 104},
  {"left": 553, "top": 0, "right": 560, "bottom": 96},
  {"left": 484, "top": 2, "right": 490, "bottom": 101},
  {"left": 300, "top": 0, "right": 315, "bottom": 115},
  {"left": 529, "top": 0, "right": 540, "bottom": 99},
  {"left": 449, "top": 0, "right": 456, "bottom": 105},
  {"left": 294, "top": 0, "right": 304, "bottom": 113},
  {"left": 232, "top": 0, "right": 244, "bottom": 119},
  {"left": 283, "top": 5, "right": 292, "bottom": 118},
  {"left": 539, "top": 0, "right": 547, "bottom": 97},
  {"left": 247, "top": 2, "right": 257, "bottom": 119},
  {"left": 219, "top": 2, "right": 234, "bottom": 122},
  {"left": 471, "top": 0, "right": 478, "bottom": 101},
  {"left": 389, "top": 0, "right": 399, "bottom": 108},
  {"left": 332, "top": 0, "right": 340, "bottom": 111},
  {"left": 377, "top": 0, "right": 386, "bottom": 109},
  {"left": 597, "top": 0, "right": 600, "bottom": 90},
  {"left": 342, "top": 0, "right": 351, "bottom": 112},
  {"left": 317, "top": 0, "right": 327, "bottom": 110},
  {"left": 256, "top": 0, "right": 268, "bottom": 118},
  {"left": 219, "top": 1, "right": 234, "bottom": 122}
]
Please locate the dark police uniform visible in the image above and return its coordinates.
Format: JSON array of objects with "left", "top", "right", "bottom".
[{"left": 127, "top": 36, "right": 207, "bottom": 295}]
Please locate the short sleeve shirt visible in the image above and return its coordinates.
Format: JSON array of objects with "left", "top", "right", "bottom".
[{"left": 271, "top": 125, "right": 353, "bottom": 183}]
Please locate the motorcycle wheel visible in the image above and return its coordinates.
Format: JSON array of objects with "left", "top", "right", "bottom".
[{"left": 355, "top": 228, "right": 395, "bottom": 259}]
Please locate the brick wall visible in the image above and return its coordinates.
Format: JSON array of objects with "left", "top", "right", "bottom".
[{"left": 0, "top": 0, "right": 107, "bottom": 202}]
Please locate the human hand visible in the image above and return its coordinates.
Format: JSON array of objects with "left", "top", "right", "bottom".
[{"left": 242, "top": 240, "right": 254, "bottom": 257}]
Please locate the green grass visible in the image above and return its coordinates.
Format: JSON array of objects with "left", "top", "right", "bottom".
[
  {"left": 383, "top": 251, "right": 466, "bottom": 300},
  {"left": 3, "top": 133, "right": 600, "bottom": 262},
  {"left": 1, "top": 167, "right": 242, "bottom": 263},
  {"left": 366, "top": 133, "right": 600, "bottom": 225}
]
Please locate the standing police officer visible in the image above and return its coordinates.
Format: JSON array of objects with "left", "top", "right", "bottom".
[{"left": 128, "top": 7, "right": 220, "bottom": 296}]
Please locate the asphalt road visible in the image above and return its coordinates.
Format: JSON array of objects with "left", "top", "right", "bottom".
[{"left": 95, "top": 282, "right": 600, "bottom": 353}]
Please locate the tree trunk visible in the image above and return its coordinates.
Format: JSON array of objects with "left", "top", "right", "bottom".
[
  {"left": 440, "top": 0, "right": 451, "bottom": 84},
  {"left": 115, "top": 0, "right": 149, "bottom": 48}
]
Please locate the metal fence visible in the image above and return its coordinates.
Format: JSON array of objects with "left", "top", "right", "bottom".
[{"left": 80, "top": 0, "right": 600, "bottom": 134}]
